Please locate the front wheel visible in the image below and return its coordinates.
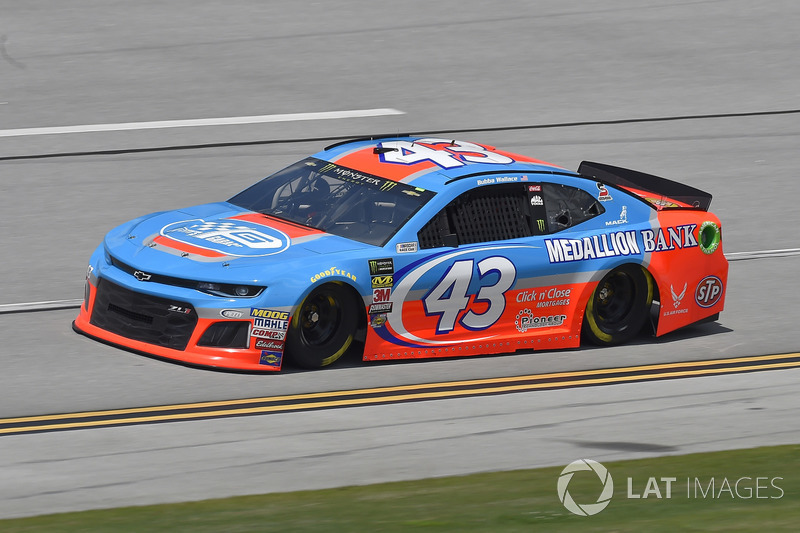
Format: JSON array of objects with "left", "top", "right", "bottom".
[
  {"left": 582, "top": 265, "right": 653, "bottom": 346},
  {"left": 286, "top": 282, "right": 360, "bottom": 369}
]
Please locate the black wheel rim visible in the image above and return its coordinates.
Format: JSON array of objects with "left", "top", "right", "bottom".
[
  {"left": 594, "top": 271, "right": 636, "bottom": 328},
  {"left": 299, "top": 291, "right": 341, "bottom": 346}
]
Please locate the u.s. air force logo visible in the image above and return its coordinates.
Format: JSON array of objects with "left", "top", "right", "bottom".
[{"left": 160, "top": 218, "right": 290, "bottom": 257}]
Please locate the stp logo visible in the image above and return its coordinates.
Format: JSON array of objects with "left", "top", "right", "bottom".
[{"left": 695, "top": 276, "right": 723, "bottom": 308}]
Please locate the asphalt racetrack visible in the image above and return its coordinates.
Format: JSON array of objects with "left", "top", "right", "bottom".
[{"left": 1, "top": 0, "right": 799, "bottom": 519}]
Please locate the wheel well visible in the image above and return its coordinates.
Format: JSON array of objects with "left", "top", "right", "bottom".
[
  {"left": 579, "top": 262, "right": 660, "bottom": 338},
  {"left": 294, "top": 281, "right": 368, "bottom": 342}
]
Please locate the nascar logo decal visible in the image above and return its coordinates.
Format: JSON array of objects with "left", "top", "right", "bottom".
[{"left": 160, "top": 218, "right": 290, "bottom": 257}]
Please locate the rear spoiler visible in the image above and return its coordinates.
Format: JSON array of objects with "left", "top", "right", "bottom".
[{"left": 578, "top": 161, "right": 712, "bottom": 211}]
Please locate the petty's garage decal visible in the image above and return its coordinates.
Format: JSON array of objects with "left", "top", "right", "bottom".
[{"left": 160, "top": 218, "right": 290, "bottom": 257}]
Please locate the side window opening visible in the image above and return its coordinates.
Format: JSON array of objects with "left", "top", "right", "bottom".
[
  {"left": 418, "top": 184, "right": 532, "bottom": 249},
  {"left": 417, "top": 181, "right": 605, "bottom": 249},
  {"left": 542, "top": 183, "right": 604, "bottom": 233}
]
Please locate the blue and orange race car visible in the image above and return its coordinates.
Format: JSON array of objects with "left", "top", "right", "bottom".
[{"left": 73, "top": 136, "right": 727, "bottom": 371}]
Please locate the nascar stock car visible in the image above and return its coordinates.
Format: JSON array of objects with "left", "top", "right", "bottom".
[{"left": 73, "top": 136, "right": 727, "bottom": 371}]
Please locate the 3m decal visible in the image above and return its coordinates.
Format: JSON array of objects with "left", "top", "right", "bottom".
[
  {"left": 423, "top": 256, "right": 516, "bottom": 334},
  {"left": 642, "top": 225, "right": 697, "bottom": 252},
  {"left": 378, "top": 138, "right": 514, "bottom": 169},
  {"left": 545, "top": 231, "right": 640, "bottom": 263},
  {"left": 161, "top": 219, "right": 290, "bottom": 257},
  {"left": 373, "top": 288, "right": 391, "bottom": 303},
  {"left": 695, "top": 276, "right": 723, "bottom": 308},
  {"left": 368, "top": 258, "right": 394, "bottom": 275}
]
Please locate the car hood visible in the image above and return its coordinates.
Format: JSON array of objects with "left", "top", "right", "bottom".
[{"left": 104, "top": 202, "right": 374, "bottom": 283}]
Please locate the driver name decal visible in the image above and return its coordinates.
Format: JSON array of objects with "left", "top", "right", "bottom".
[{"left": 160, "top": 219, "right": 290, "bottom": 257}]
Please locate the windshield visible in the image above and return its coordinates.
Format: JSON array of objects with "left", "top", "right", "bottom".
[{"left": 228, "top": 157, "right": 435, "bottom": 246}]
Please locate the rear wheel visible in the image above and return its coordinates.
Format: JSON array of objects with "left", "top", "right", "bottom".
[
  {"left": 583, "top": 265, "right": 652, "bottom": 346},
  {"left": 286, "top": 282, "right": 360, "bottom": 369}
]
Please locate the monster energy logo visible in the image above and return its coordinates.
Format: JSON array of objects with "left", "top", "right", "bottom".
[
  {"left": 319, "top": 163, "right": 336, "bottom": 173},
  {"left": 537, "top": 219, "right": 546, "bottom": 232},
  {"left": 380, "top": 181, "right": 397, "bottom": 192},
  {"left": 368, "top": 258, "right": 394, "bottom": 275}
]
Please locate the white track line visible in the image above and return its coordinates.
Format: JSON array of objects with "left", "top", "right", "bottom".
[
  {"left": 725, "top": 248, "right": 800, "bottom": 261},
  {"left": 1, "top": 249, "right": 798, "bottom": 314},
  {"left": 0, "top": 108, "right": 405, "bottom": 138},
  {"left": 0, "top": 299, "right": 83, "bottom": 314}
]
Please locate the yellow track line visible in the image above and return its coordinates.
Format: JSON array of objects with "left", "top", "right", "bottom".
[
  {"left": 1, "top": 353, "right": 798, "bottom": 435},
  {"left": 2, "top": 352, "right": 797, "bottom": 425}
]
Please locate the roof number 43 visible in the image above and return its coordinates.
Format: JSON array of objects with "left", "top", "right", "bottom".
[{"left": 378, "top": 138, "right": 513, "bottom": 169}]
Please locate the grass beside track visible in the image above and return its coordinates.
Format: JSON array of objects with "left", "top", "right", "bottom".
[{"left": 2, "top": 444, "right": 797, "bottom": 532}]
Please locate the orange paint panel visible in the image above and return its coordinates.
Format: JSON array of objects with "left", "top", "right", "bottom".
[
  {"left": 74, "top": 281, "right": 282, "bottom": 372},
  {"left": 333, "top": 147, "right": 439, "bottom": 181},
  {"left": 647, "top": 210, "right": 728, "bottom": 336},
  {"left": 230, "top": 213, "right": 324, "bottom": 239}
]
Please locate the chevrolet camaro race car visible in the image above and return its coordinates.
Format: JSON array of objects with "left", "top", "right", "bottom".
[{"left": 73, "top": 136, "right": 727, "bottom": 371}]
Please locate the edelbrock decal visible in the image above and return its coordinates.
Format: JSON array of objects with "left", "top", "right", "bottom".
[{"left": 160, "top": 218, "right": 290, "bottom": 257}]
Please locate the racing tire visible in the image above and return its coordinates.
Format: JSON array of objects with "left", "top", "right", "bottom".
[
  {"left": 286, "top": 282, "right": 360, "bottom": 369},
  {"left": 582, "top": 265, "right": 653, "bottom": 346}
]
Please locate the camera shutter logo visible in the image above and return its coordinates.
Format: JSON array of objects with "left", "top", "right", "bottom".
[{"left": 557, "top": 459, "right": 614, "bottom": 516}]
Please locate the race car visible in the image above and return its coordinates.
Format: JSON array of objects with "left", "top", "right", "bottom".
[{"left": 73, "top": 136, "right": 727, "bottom": 371}]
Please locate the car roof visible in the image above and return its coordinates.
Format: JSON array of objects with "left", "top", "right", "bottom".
[{"left": 314, "top": 136, "right": 578, "bottom": 193}]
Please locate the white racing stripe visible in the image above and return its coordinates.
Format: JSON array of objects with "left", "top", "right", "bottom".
[{"left": 0, "top": 108, "right": 405, "bottom": 138}]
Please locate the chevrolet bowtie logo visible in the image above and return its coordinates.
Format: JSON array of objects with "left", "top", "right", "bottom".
[{"left": 133, "top": 270, "right": 152, "bottom": 281}]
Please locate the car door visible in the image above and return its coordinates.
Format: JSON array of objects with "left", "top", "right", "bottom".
[{"left": 383, "top": 180, "right": 607, "bottom": 350}]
